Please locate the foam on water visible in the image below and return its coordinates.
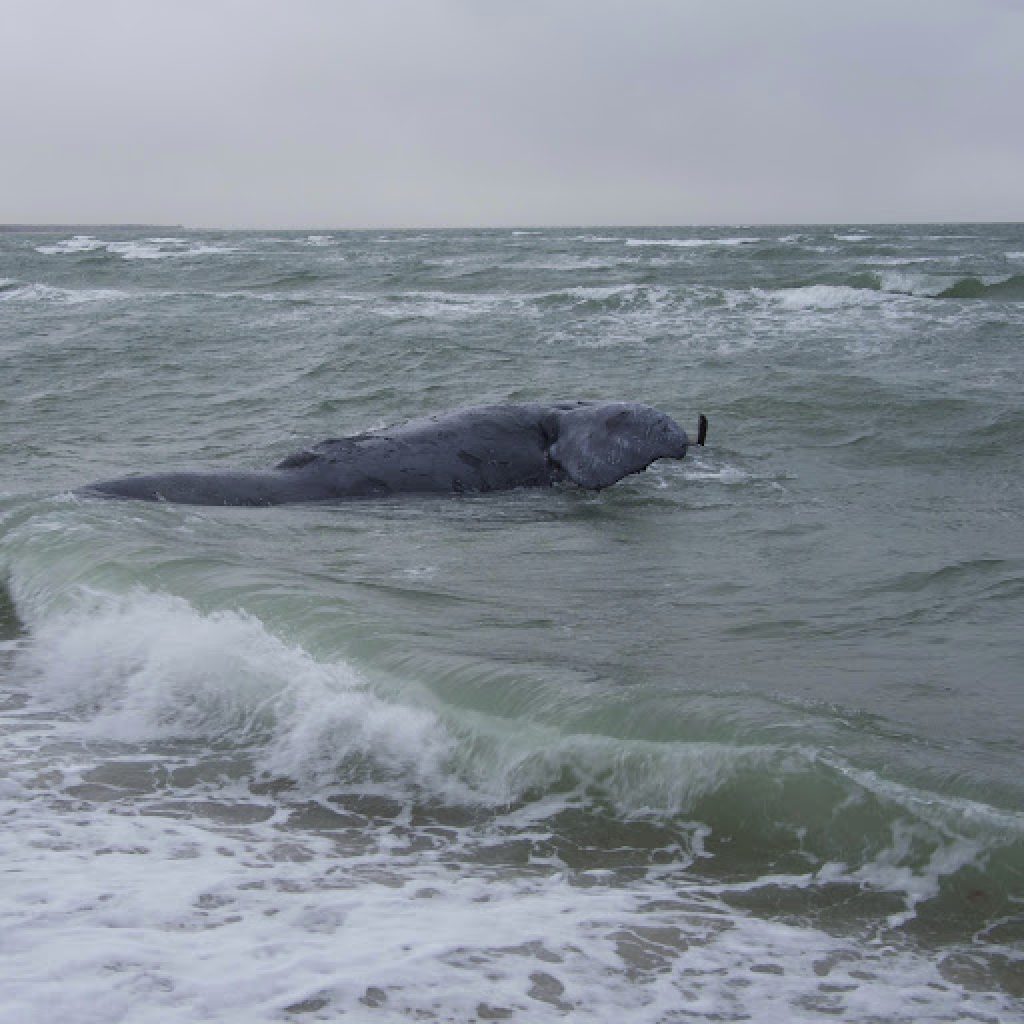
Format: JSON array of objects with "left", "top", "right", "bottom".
[
  {"left": 34, "top": 234, "right": 106, "bottom": 254},
  {"left": 0, "top": 281, "right": 130, "bottom": 304},
  {"left": 3, "top": 772, "right": 1017, "bottom": 1023},
  {"left": 379, "top": 290, "right": 522, "bottom": 321},
  {"left": 107, "top": 240, "right": 241, "bottom": 260},
  {"left": 865, "top": 256, "right": 934, "bottom": 266},
  {"left": 755, "top": 271, "right": 1024, "bottom": 310},
  {"left": 34, "top": 236, "right": 241, "bottom": 260},
  {"left": 765, "top": 285, "right": 892, "bottom": 310},
  {"left": 19, "top": 589, "right": 456, "bottom": 794},
  {"left": 626, "top": 237, "right": 761, "bottom": 248}
]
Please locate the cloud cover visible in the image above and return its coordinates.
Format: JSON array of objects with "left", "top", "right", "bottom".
[{"left": 3, "top": 0, "right": 1022, "bottom": 227}]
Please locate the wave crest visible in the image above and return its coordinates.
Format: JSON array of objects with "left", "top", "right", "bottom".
[{"left": 24, "top": 590, "right": 455, "bottom": 790}]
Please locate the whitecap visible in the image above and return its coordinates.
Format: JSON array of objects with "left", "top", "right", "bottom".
[
  {"left": 626, "top": 237, "right": 760, "bottom": 248},
  {"left": 1, "top": 788, "right": 1013, "bottom": 1024},
  {"left": 864, "top": 256, "right": 933, "bottom": 266},
  {"left": 0, "top": 282, "right": 129, "bottom": 304},
  {"left": 34, "top": 235, "right": 105, "bottom": 255},
  {"left": 184, "top": 244, "right": 241, "bottom": 256},
  {"left": 22, "top": 589, "right": 456, "bottom": 791},
  {"left": 107, "top": 240, "right": 170, "bottom": 260},
  {"left": 379, "top": 290, "right": 515, "bottom": 320},
  {"left": 769, "top": 285, "right": 888, "bottom": 310}
]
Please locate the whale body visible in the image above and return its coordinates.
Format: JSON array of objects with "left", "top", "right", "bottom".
[{"left": 84, "top": 401, "right": 705, "bottom": 506}]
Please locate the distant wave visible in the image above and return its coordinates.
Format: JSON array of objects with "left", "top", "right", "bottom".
[
  {"left": 933, "top": 274, "right": 1024, "bottom": 299},
  {"left": 34, "top": 234, "right": 107, "bottom": 255},
  {"left": 767, "top": 284, "right": 890, "bottom": 310},
  {"left": 625, "top": 237, "right": 761, "bottom": 248},
  {"left": 767, "top": 272, "right": 1024, "bottom": 308},
  {"left": 0, "top": 279, "right": 129, "bottom": 304},
  {"left": 35, "top": 235, "right": 241, "bottom": 260},
  {"left": 533, "top": 283, "right": 664, "bottom": 313}
]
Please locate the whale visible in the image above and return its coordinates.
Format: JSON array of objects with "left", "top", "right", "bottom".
[{"left": 83, "top": 401, "right": 708, "bottom": 506}]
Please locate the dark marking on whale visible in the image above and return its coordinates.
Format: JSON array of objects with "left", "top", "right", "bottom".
[{"left": 82, "top": 402, "right": 706, "bottom": 506}]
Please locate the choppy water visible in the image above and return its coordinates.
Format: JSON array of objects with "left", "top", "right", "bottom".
[{"left": 1, "top": 224, "right": 1022, "bottom": 1022}]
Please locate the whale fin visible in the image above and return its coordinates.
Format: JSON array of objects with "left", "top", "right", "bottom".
[{"left": 549, "top": 403, "right": 690, "bottom": 490}]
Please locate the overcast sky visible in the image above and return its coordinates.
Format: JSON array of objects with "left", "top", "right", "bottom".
[{"left": 3, "top": 0, "right": 1022, "bottom": 228}]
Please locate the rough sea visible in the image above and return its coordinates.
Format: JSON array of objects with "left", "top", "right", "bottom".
[{"left": 1, "top": 224, "right": 1022, "bottom": 1022}]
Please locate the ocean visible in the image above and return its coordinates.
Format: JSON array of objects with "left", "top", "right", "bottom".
[{"left": 1, "top": 224, "right": 1022, "bottom": 1022}]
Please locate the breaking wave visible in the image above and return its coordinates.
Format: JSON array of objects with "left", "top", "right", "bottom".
[
  {"left": 0, "top": 566, "right": 1018, "bottom": 924},
  {"left": 35, "top": 235, "right": 241, "bottom": 260},
  {"left": 766, "top": 272, "right": 1024, "bottom": 308}
]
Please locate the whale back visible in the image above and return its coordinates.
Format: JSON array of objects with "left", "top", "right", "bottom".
[
  {"left": 549, "top": 403, "right": 690, "bottom": 490},
  {"left": 277, "top": 404, "right": 558, "bottom": 496}
]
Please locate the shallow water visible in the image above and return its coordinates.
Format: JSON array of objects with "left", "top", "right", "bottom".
[{"left": 1, "top": 224, "right": 1022, "bottom": 1021}]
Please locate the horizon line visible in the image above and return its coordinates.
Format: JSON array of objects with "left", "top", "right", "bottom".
[{"left": 2, "top": 218, "right": 1023, "bottom": 234}]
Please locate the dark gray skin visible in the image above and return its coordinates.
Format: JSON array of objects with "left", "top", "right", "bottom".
[{"left": 83, "top": 401, "right": 702, "bottom": 506}]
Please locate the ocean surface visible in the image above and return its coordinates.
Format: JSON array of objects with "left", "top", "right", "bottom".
[{"left": 1, "top": 224, "right": 1022, "bottom": 1022}]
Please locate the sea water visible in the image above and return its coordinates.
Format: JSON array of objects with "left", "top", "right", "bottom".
[{"left": 1, "top": 225, "right": 1022, "bottom": 1021}]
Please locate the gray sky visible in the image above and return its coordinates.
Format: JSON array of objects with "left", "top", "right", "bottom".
[{"left": 3, "top": 0, "right": 1022, "bottom": 228}]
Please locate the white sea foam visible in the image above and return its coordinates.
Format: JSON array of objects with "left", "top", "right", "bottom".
[
  {"left": 865, "top": 256, "right": 933, "bottom": 266},
  {"left": 548, "top": 283, "right": 648, "bottom": 302},
  {"left": 515, "top": 256, "right": 619, "bottom": 271},
  {"left": 35, "top": 236, "right": 240, "bottom": 260},
  {"left": 761, "top": 273, "right": 969, "bottom": 308},
  {"left": 626, "top": 237, "right": 760, "bottom": 248},
  {"left": 22, "top": 590, "right": 455, "bottom": 792},
  {"left": 0, "top": 697, "right": 1017, "bottom": 1024},
  {"left": 108, "top": 240, "right": 241, "bottom": 259},
  {"left": 379, "top": 290, "right": 519, "bottom": 321},
  {"left": 874, "top": 270, "right": 936, "bottom": 295},
  {"left": 769, "top": 285, "right": 889, "bottom": 310},
  {"left": 0, "top": 282, "right": 129, "bottom": 304},
  {"left": 34, "top": 234, "right": 105, "bottom": 255},
  {"left": 834, "top": 233, "right": 873, "bottom": 241},
  {"left": 184, "top": 244, "right": 241, "bottom": 256},
  {"left": 106, "top": 240, "right": 171, "bottom": 259}
]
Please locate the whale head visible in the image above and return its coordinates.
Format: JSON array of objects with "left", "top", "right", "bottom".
[{"left": 549, "top": 402, "right": 694, "bottom": 490}]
